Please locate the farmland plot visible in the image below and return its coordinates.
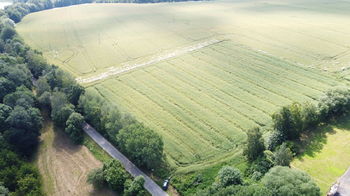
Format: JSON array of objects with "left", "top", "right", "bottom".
[
  {"left": 90, "top": 40, "right": 339, "bottom": 167},
  {"left": 16, "top": 0, "right": 350, "bottom": 170},
  {"left": 17, "top": 0, "right": 350, "bottom": 77}
]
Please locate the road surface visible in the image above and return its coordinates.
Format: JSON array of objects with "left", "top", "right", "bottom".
[
  {"left": 83, "top": 123, "right": 168, "bottom": 196},
  {"left": 337, "top": 167, "right": 350, "bottom": 196}
]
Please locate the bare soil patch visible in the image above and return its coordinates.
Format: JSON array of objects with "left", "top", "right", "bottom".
[{"left": 35, "top": 111, "right": 115, "bottom": 196}]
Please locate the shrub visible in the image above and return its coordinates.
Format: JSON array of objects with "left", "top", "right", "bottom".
[
  {"left": 87, "top": 168, "right": 106, "bottom": 189},
  {"left": 216, "top": 166, "right": 242, "bottom": 188},
  {"left": 262, "top": 166, "right": 320, "bottom": 196},
  {"left": 273, "top": 143, "right": 293, "bottom": 167},
  {"left": 103, "top": 160, "right": 128, "bottom": 191}
]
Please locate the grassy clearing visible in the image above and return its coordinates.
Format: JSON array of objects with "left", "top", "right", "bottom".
[{"left": 292, "top": 116, "right": 350, "bottom": 195}]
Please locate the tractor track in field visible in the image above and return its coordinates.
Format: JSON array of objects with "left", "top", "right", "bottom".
[{"left": 76, "top": 39, "right": 223, "bottom": 84}]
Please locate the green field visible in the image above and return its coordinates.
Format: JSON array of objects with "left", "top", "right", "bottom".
[
  {"left": 89, "top": 40, "right": 340, "bottom": 167},
  {"left": 292, "top": 117, "right": 350, "bottom": 194},
  {"left": 16, "top": 0, "right": 350, "bottom": 171}
]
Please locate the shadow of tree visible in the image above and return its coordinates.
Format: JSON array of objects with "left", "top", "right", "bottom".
[{"left": 296, "top": 114, "right": 350, "bottom": 160}]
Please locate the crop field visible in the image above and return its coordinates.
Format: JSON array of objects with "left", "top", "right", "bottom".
[
  {"left": 17, "top": 0, "right": 350, "bottom": 78},
  {"left": 292, "top": 117, "right": 350, "bottom": 194},
  {"left": 89, "top": 39, "right": 339, "bottom": 167},
  {"left": 17, "top": 0, "right": 350, "bottom": 170}
]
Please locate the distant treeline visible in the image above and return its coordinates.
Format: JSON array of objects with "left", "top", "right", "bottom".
[
  {"left": 95, "top": 0, "right": 201, "bottom": 3},
  {"left": 4, "top": 0, "right": 201, "bottom": 25}
]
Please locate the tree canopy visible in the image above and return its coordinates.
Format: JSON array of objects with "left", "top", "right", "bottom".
[
  {"left": 262, "top": 166, "right": 320, "bottom": 196},
  {"left": 116, "top": 123, "right": 164, "bottom": 169}
]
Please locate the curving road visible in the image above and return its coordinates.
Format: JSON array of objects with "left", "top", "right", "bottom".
[{"left": 83, "top": 123, "right": 168, "bottom": 196}]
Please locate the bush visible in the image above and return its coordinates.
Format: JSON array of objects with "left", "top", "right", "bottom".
[
  {"left": 87, "top": 168, "right": 106, "bottom": 189},
  {"left": 103, "top": 160, "right": 129, "bottom": 192},
  {"left": 124, "top": 176, "right": 145, "bottom": 196},
  {"left": 273, "top": 143, "right": 293, "bottom": 167},
  {"left": 262, "top": 166, "right": 320, "bottom": 196},
  {"left": 216, "top": 166, "right": 242, "bottom": 188}
]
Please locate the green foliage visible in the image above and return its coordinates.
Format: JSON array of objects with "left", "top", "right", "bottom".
[
  {"left": 3, "top": 86, "right": 36, "bottom": 109},
  {"left": 117, "top": 123, "right": 164, "bottom": 170},
  {"left": 103, "top": 160, "right": 129, "bottom": 192},
  {"left": 245, "top": 156, "right": 273, "bottom": 180},
  {"left": 0, "top": 26, "right": 16, "bottom": 41},
  {"left": 196, "top": 184, "right": 272, "bottom": 196},
  {"left": 6, "top": 106, "right": 42, "bottom": 132},
  {"left": 36, "top": 77, "right": 51, "bottom": 97},
  {"left": 243, "top": 127, "right": 265, "bottom": 162},
  {"left": 87, "top": 168, "right": 106, "bottom": 190},
  {"left": 0, "top": 104, "right": 11, "bottom": 131},
  {"left": 318, "top": 88, "right": 350, "bottom": 121},
  {"left": 50, "top": 91, "right": 75, "bottom": 126},
  {"left": 38, "top": 91, "right": 51, "bottom": 107},
  {"left": 65, "top": 112, "right": 84, "bottom": 144},
  {"left": 0, "top": 77, "right": 15, "bottom": 101},
  {"left": 0, "top": 183, "right": 9, "bottom": 195},
  {"left": 262, "top": 166, "right": 320, "bottom": 196},
  {"left": 0, "top": 149, "right": 42, "bottom": 195},
  {"left": 0, "top": 63, "right": 32, "bottom": 89},
  {"left": 3, "top": 104, "right": 42, "bottom": 156},
  {"left": 16, "top": 174, "right": 42, "bottom": 196},
  {"left": 78, "top": 89, "right": 127, "bottom": 138},
  {"left": 25, "top": 50, "right": 48, "bottom": 78},
  {"left": 124, "top": 176, "right": 145, "bottom": 196},
  {"left": 273, "top": 143, "right": 293, "bottom": 167},
  {"left": 301, "top": 102, "right": 319, "bottom": 131},
  {"left": 216, "top": 166, "right": 242, "bottom": 188}
]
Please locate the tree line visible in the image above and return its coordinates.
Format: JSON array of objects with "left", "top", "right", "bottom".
[
  {"left": 4, "top": 0, "right": 199, "bottom": 25},
  {"left": 0, "top": 14, "right": 44, "bottom": 195}
]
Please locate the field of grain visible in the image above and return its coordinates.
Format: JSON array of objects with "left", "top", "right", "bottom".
[
  {"left": 17, "top": 0, "right": 350, "bottom": 78},
  {"left": 89, "top": 39, "right": 340, "bottom": 167},
  {"left": 17, "top": 0, "right": 350, "bottom": 170}
]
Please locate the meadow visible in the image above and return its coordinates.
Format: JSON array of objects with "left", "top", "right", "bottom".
[
  {"left": 292, "top": 117, "right": 350, "bottom": 195},
  {"left": 16, "top": 0, "right": 350, "bottom": 171}
]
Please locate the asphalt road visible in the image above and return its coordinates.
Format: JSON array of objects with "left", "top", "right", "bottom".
[
  {"left": 83, "top": 123, "right": 168, "bottom": 196},
  {"left": 337, "top": 167, "right": 350, "bottom": 196}
]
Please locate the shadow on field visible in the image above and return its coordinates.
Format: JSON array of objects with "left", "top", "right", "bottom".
[
  {"left": 52, "top": 125, "right": 82, "bottom": 154},
  {"left": 296, "top": 114, "right": 350, "bottom": 160}
]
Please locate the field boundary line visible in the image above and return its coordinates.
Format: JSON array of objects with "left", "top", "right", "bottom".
[{"left": 76, "top": 39, "right": 223, "bottom": 84}]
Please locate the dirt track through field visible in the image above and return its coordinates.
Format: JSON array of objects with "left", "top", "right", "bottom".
[
  {"left": 76, "top": 39, "right": 222, "bottom": 84},
  {"left": 35, "top": 111, "right": 115, "bottom": 196}
]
